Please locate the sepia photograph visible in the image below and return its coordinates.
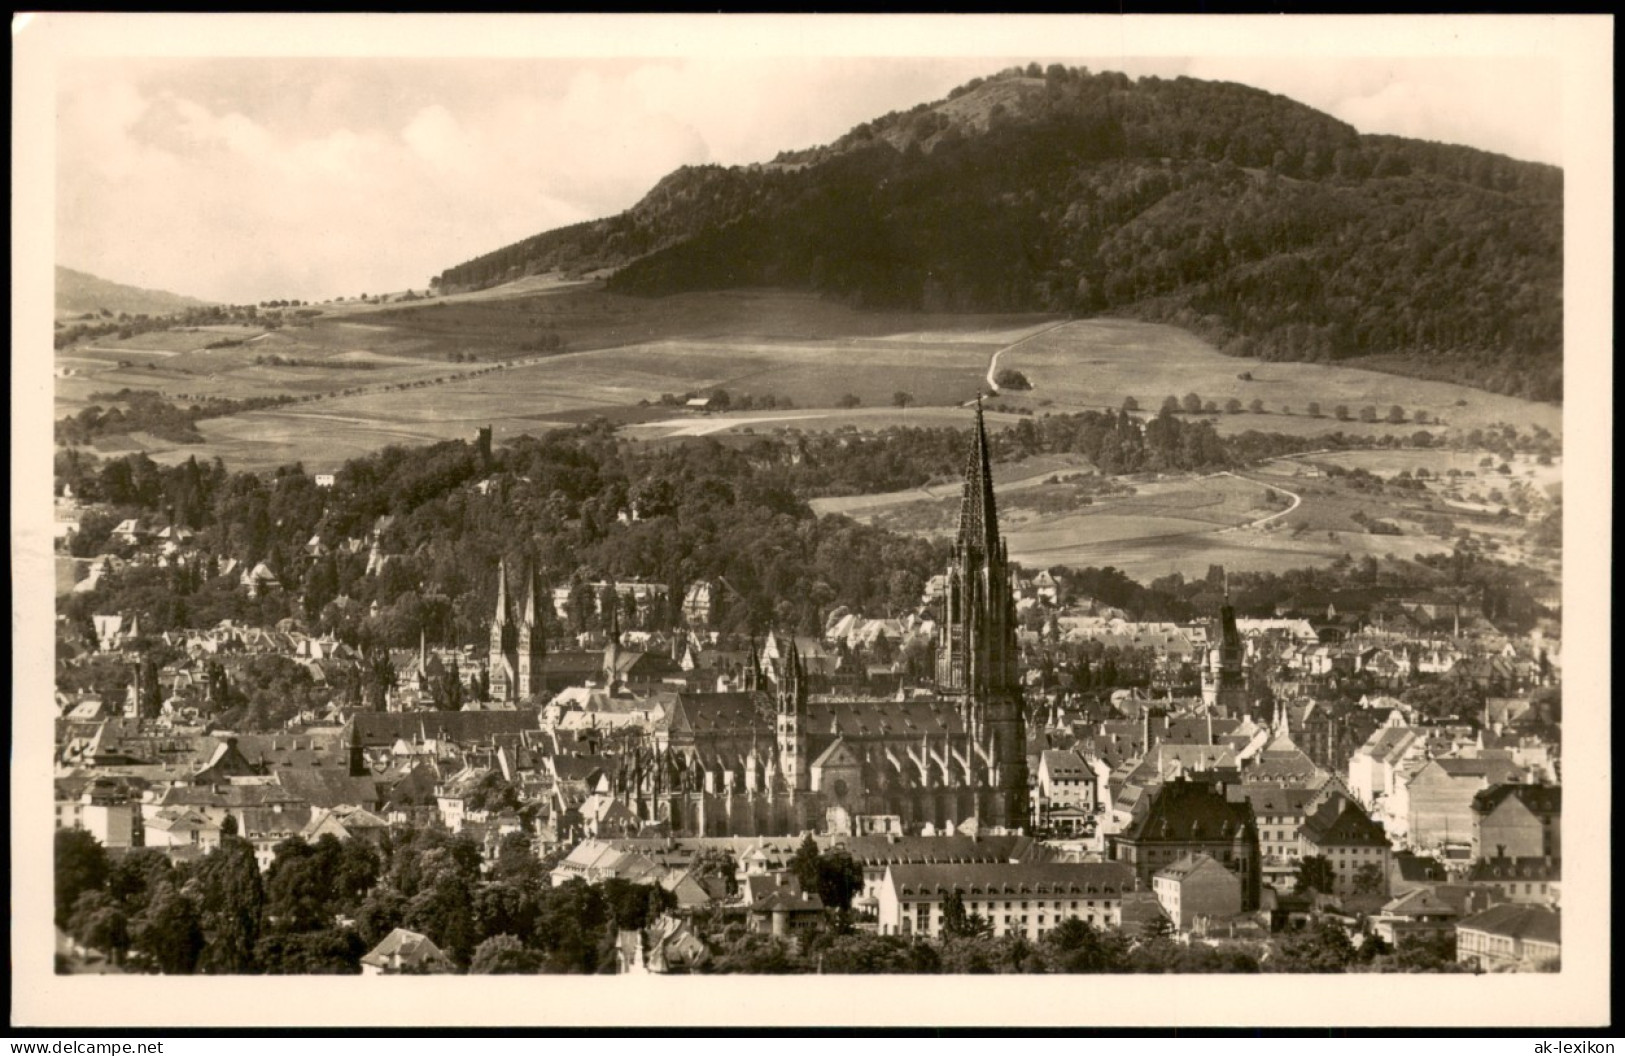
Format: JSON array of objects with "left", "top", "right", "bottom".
[{"left": 11, "top": 13, "right": 1612, "bottom": 1030}]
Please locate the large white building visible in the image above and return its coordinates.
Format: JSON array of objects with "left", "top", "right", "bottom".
[{"left": 877, "top": 862, "right": 1132, "bottom": 941}]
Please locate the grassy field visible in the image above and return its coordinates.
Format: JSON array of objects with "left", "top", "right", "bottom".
[{"left": 57, "top": 284, "right": 1562, "bottom": 484}]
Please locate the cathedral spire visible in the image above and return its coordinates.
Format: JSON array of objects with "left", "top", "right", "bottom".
[{"left": 955, "top": 397, "right": 1002, "bottom": 559}]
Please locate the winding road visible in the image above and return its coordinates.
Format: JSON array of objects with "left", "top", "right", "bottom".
[
  {"left": 968, "top": 320, "right": 1074, "bottom": 402},
  {"left": 1217, "top": 470, "right": 1302, "bottom": 531}
]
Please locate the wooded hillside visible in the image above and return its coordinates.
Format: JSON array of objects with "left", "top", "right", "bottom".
[{"left": 433, "top": 66, "right": 1562, "bottom": 401}]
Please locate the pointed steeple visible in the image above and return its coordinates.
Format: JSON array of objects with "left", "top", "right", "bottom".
[
  {"left": 493, "top": 560, "right": 510, "bottom": 625},
  {"left": 955, "top": 398, "right": 1001, "bottom": 559},
  {"left": 521, "top": 562, "right": 538, "bottom": 627},
  {"left": 778, "top": 635, "right": 806, "bottom": 715}
]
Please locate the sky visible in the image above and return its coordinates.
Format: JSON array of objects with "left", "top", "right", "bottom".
[{"left": 53, "top": 27, "right": 1567, "bottom": 306}]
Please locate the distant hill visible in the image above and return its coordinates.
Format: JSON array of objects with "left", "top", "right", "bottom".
[
  {"left": 56, "top": 266, "right": 214, "bottom": 319},
  {"left": 434, "top": 65, "right": 1562, "bottom": 401}
]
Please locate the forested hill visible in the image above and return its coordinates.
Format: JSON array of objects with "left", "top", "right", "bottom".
[{"left": 432, "top": 65, "right": 1563, "bottom": 401}]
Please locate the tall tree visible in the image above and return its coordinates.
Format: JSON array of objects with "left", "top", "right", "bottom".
[
  {"left": 194, "top": 834, "right": 266, "bottom": 974},
  {"left": 131, "top": 881, "right": 204, "bottom": 975},
  {"left": 55, "top": 828, "right": 110, "bottom": 929}
]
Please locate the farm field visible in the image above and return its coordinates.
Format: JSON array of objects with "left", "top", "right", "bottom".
[
  {"left": 809, "top": 454, "right": 1099, "bottom": 517},
  {"left": 810, "top": 440, "right": 1558, "bottom": 581},
  {"left": 996, "top": 317, "right": 1562, "bottom": 438}
]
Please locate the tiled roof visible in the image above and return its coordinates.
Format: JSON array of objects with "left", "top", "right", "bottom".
[
  {"left": 348, "top": 709, "right": 539, "bottom": 748},
  {"left": 836, "top": 835, "right": 1050, "bottom": 868},
  {"left": 1227, "top": 785, "right": 1319, "bottom": 816},
  {"left": 1155, "top": 853, "right": 1233, "bottom": 882},
  {"left": 1302, "top": 800, "right": 1389, "bottom": 847},
  {"left": 887, "top": 861, "right": 1133, "bottom": 898},
  {"left": 1471, "top": 783, "right": 1561, "bottom": 817},
  {"left": 1432, "top": 758, "right": 1520, "bottom": 784},
  {"left": 1457, "top": 903, "right": 1561, "bottom": 945},
  {"left": 1392, "top": 852, "right": 1448, "bottom": 883},
  {"left": 1380, "top": 885, "right": 1473, "bottom": 918},
  {"left": 360, "top": 928, "right": 451, "bottom": 970},
  {"left": 1466, "top": 857, "right": 1560, "bottom": 882},
  {"left": 1121, "top": 780, "right": 1254, "bottom": 844},
  {"left": 275, "top": 769, "right": 379, "bottom": 810}
]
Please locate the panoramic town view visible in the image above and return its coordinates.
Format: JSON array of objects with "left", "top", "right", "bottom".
[{"left": 47, "top": 47, "right": 1567, "bottom": 984}]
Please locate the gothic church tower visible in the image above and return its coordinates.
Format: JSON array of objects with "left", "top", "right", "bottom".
[
  {"left": 775, "top": 636, "right": 810, "bottom": 793},
  {"left": 936, "top": 400, "right": 1028, "bottom": 829},
  {"left": 1202, "top": 589, "right": 1246, "bottom": 716}
]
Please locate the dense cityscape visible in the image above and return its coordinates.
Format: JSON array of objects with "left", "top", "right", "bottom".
[{"left": 52, "top": 405, "right": 1561, "bottom": 976}]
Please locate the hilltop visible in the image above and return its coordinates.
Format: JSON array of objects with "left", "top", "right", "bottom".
[
  {"left": 56, "top": 265, "right": 214, "bottom": 319},
  {"left": 433, "top": 65, "right": 1563, "bottom": 402}
]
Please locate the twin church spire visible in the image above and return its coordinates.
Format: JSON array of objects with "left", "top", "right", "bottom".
[{"left": 489, "top": 559, "right": 545, "bottom": 702}]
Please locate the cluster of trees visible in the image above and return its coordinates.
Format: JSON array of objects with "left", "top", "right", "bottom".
[
  {"left": 252, "top": 354, "right": 376, "bottom": 371},
  {"left": 1155, "top": 393, "right": 1420, "bottom": 424},
  {"left": 433, "top": 65, "right": 1560, "bottom": 401},
  {"left": 54, "top": 823, "right": 676, "bottom": 976},
  {"left": 54, "top": 391, "right": 299, "bottom": 447},
  {"left": 652, "top": 389, "right": 797, "bottom": 413},
  {"left": 54, "top": 302, "right": 324, "bottom": 352},
  {"left": 55, "top": 824, "right": 376, "bottom": 975},
  {"left": 992, "top": 368, "right": 1032, "bottom": 391},
  {"left": 55, "top": 423, "right": 950, "bottom": 652}
]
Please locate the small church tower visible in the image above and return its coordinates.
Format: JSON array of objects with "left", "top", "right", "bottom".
[
  {"left": 1202, "top": 586, "right": 1247, "bottom": 716},
  {"left": 775, "top": 635, "right": 810, "bottom": 793}
]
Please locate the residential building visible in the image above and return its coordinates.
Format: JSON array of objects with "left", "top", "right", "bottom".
[
  {"left": 1110, "top": 778, "right": 1261, "bottom": 909},
  {"left": 1036, "top": 749, "right": 1096, "bottom": 831},
  {"left": 1299, "top": 797, "right": 1392, "bottom": 897},
  {"left": 1228, "top": 785, "right": 1322, "bottom": 888},
  {"left": 1463, "top": 857, "right": 1560, "bottom": 906},
  {"left": 747, "top": 887, "right": 826, "bottom": 937},
  {"left": 1405, "top": 757, "right": 1521, "bottom": 852},
  {"left": 359, "top": 928, "right": 454, "bottom": 975},
  {"left": 80, "top": 780, "right": 141, "bottom": 849},
  {"left": 1347, "top": 725, "right": 1422, "bottom": 810},
  {"left": 1471, "top": 783, "right": 1560, "bottom": 861},
  {"left": 1152, "top": 853, "right": 1242, "bottom": 931},
  {"left": 143, "top": 807, "right": 220, "bottom": 852},
  {"left": 1372, "top": 884, "right": 1495, "bottom": 945},
  {"left": 1456, "top": 904, "right": 1560, "bottom": 971}
]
